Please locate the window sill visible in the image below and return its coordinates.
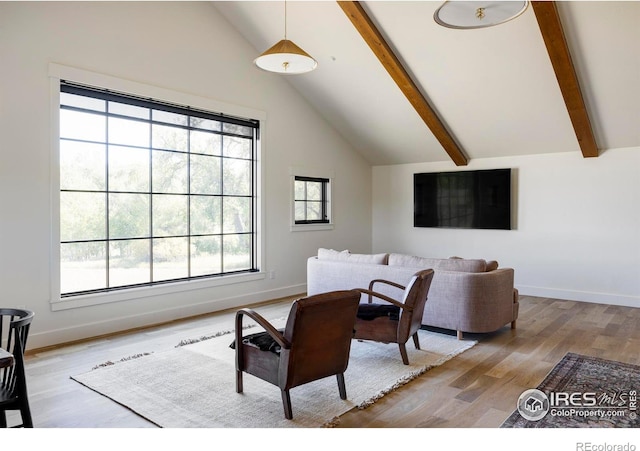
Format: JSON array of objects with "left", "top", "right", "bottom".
[
  {"left": 50, "top": 271, "right": 266, "bottom": 311},
  {"left": 290, "top": 223, "right": 334, "bottom": 232}
]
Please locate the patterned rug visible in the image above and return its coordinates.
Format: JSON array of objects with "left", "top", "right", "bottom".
[{"left": 501, "top": 352, "right": 639, "bottom": 428}]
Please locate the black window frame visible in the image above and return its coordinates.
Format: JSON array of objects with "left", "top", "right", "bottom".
[
  {"left": 294, "top": 176, "right": 330, "bottom": 225},
  {"left": 58, "top": 82, "right": 260, "bottom": 297}
]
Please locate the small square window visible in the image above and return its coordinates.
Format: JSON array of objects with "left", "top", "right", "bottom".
[{"left": 294, "top": 176, "right": 330, "bottom": 225}]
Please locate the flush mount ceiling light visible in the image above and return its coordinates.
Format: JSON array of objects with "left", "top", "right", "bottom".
[
  {"left": 254, "top": 1, "right": 317, "bottom": 74},
  {"left": 434, "top": 1, "right": 529, "bottom": 29}
]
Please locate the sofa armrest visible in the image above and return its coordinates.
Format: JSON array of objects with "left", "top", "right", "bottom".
[{"left": 422, "top": 268, "right": 516, "bottom": 333}]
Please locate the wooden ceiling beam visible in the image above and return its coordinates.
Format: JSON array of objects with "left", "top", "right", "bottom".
[
  {"left": 337, "top": 1, "right": 468, "bottom": 166},
  {"left": 532, "top": 1, "right": 599, "bottom": 158}
]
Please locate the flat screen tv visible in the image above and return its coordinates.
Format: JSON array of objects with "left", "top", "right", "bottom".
[{"left": 414, "top": 168, "right": 511, "bottom": 230}]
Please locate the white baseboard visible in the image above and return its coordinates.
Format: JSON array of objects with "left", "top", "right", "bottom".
[
  {"left": 517, "top": 285, "right": 640, "bottom": 308},
  {"left": 28, "top": 284, "right": 307, "bottom": 350}
]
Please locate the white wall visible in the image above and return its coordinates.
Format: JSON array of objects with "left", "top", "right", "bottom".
[
  {"left": 0, "top": 2, "right": 372, "bottom": 349},
  {"left": 372, "top": 147, "right": 640, "bottom": 307}
]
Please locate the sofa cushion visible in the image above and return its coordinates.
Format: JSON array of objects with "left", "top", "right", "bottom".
[
  {"left": 451, "top": 256, "right": 499, "bottom": 272},
  {"left": 317, "top": 248, "right": 388, "bottom": 265},
  {"left": 318, "top": 248, "right": 350, "bottom": 260},
  {"left": 388, "top": 253, "right": 444, "bottom": 269},
  {"left": 388, "top": 253, "right": 487, "bottom": 273}
]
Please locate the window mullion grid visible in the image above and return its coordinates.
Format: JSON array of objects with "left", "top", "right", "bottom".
[
  {"left": 105, "top": 106, "right": 111, "bottom": 290},
  {"left": 60, "top": 83, "right": 258, "bottom": 297},
  {"left": 251, "top": 131, "right": 257, "bottom": 270},
  {"left": 304, "top": 180, "right": 309, "bottom": 222},
  {"left": 148, "top": 107, "right": 154, "bottom": 284},
  {"left": 187, "top": 116, "right": 192, "bottom": 279},
  {"left": 322, "top": 179, "right": 327, "bottom": 221},
  {"left": 220, "top": 138, "right": 225, "bottom": 273}
]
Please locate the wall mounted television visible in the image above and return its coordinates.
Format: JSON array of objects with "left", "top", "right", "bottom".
[{"left": 414, "top": 168, "right": 512, "bottom": 230}]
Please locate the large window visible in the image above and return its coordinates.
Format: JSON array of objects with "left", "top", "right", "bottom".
[{"left": 59, "top": 82, "right": 259, "bottom": 297}]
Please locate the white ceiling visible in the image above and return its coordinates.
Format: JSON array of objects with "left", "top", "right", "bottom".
[{"left": 214, "top": 1, "right": 640, "bottom": 166}]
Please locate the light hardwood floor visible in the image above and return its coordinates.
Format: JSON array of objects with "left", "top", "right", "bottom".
[{"left": 11, "top": 295, "right": 640, "bottom": 428}]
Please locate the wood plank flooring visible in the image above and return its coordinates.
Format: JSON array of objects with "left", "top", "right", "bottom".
[{"left": 9, "top": 294, "right": 640, "bottom": 429}]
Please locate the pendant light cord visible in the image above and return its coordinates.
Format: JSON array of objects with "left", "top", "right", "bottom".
[{"left": 284, "top": 0, "right": 288, "bottom": 40}]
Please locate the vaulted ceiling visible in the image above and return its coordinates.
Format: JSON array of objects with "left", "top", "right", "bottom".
[{"left": 214, "top": 1, "right": 640, "bottom": 166}]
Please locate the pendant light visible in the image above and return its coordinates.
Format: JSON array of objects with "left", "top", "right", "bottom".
[
  {"left": 434, "top": 1, "right": 529, "bottom": 29},
  {"left": 254, "top": 1, "right": 317, "bottom": 74}
]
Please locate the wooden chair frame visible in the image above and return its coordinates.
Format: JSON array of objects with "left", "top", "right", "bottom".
[
  {"left": 234, "top": 290, "right": 360, "bottom": 419},
  {"left": 354, "top": 269, "right": 434, "bottom": 365}
]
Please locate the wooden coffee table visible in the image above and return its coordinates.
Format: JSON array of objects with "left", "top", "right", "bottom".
[{"left": 0, "top": 348, "right": 14, "bottom": 369}]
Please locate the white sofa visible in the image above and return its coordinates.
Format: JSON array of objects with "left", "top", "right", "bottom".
[{"left": 306, "top": 249, "right": 519, "bottom": 339}]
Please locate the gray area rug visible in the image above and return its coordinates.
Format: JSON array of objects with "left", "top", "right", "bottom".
[
  {"left": 71, "top": 321, "right": 476, "bottom": 428},
  {"left": 501, "top": 352, "right": 640, "bottom": 428}
]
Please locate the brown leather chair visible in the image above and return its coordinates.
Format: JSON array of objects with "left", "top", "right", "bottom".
[
  {"left": 234, "top": 290, "right": 360, "bottom": 419},
  {"left": 353, "top": 269, "right": 434, "bottom": 365},
  {"left": 0, "top": 308, "right": 35, "bottom": 428}
]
